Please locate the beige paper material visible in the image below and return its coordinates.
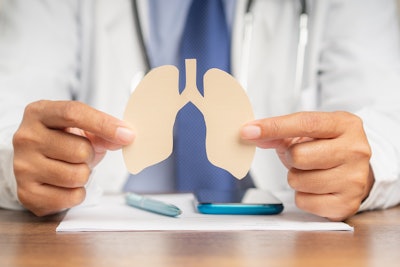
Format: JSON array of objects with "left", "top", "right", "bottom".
[{"left": 123, "top": 59, "right": 255, "bottom": 179}]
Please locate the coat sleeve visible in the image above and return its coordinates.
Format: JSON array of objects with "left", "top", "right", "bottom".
[
  {"left": 0, "top": 0, "right": 81, "bottom": 209},
  {"left": 316, "top": 0, "right": 400, "bottom": 211}
]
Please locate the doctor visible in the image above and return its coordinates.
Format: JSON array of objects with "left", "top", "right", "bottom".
[{"left": 1, "top": 0, "right": 400, "bottom": 221}]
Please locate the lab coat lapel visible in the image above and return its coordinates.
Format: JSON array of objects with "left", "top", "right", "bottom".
[
  {"left": 231, "top": 0, "right": 277, "bottom": 81},
  {"left": 96, "top": 0, "right": 146, "bottom": 90}
]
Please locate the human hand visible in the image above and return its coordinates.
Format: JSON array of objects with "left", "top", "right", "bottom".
[
  {"left": 12, "top": 100, "right": 135, "bottom": 216},
  {"left": 240, "top": 111, "right": 374, "bottom": 221}
]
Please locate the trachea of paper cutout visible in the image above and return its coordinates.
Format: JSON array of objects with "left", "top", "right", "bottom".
[{"left": 123, "top": 59, "right": 255, "bottom": 179}]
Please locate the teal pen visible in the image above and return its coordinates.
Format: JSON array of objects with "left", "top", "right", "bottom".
[{"left": 125, "top": 193, "right": 182, "bottom": 217}]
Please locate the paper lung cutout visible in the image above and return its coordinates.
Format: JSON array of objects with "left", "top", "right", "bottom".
[{"left": 123, "top": 59, "right": 255, "bottom": 179}]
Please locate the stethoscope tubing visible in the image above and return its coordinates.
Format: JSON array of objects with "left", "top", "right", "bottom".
[
  {"left": 131, "top": 0, "right": 309, "bottom": 108},
  {"left": 241, "top": 0, "right": 308, "bottom": 111}
]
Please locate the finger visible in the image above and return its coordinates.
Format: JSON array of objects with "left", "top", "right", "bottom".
[
  {"left": 14, "top": 149, "right": 91, "bottom": 188},
  {"left": 288, "top": 161, "right": 369, "bottom": 194},
  {"left": 38, "top": 128, "right": 95, "bottom": 164},
  {"left": 26, "top": 100, "right": 135, "bottom": 145},
  {"left": 294, "top": 191, "right": 361, "bottom": 221},
  {"left": 287, "top": 167, "right": 345, "bottom": 194},
  {"left": 36, "top": 159, "right": 90, "bottom": 188},
  {"left": 241, "top": 111, "right": 352, "bottom": 141},
  {"left": 286, "top": 138, "right": 346, "bottom": 170},
  {"left": 18, "top": 183, "right": 86, "bottom": 216}
]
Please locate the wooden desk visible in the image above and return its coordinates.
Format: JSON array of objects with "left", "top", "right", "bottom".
[{"left": 1, "top": 204, "right": 399, "bottom": 267}]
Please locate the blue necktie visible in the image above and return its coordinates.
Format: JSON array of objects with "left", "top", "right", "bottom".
[{"left": 175, "top": 0, "right": 236, "bottom": 192}]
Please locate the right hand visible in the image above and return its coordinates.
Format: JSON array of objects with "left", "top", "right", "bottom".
[{"left": 12, "top": 100, "right": 135, "bottom": 216}]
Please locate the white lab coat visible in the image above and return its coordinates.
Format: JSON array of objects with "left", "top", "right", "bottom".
[{"left": 1, "top": 0, "right": 400, "bottom": 211}]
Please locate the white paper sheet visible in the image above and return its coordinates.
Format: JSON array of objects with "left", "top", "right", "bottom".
[{"left": 56, "top": 192, "right": 353, "bottom": 232}]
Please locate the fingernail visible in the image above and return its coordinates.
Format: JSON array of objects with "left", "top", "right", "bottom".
[
  {"left": 241, "top": 125, "right": 261, "bottom": 139},
  {"left": 116, "top": 127, "right": 135, "bottom": 143}
]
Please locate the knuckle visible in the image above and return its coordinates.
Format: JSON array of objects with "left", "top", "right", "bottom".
[
  {"left": 61, "top": 101, "right": 81, "bottom": 124},
  {"left": 74, "top": 141, "right": 93, "bottom": 162},
  {"left": 30, "top": 206, "right": 51, "bottom": 217},
  {"left": 12, "top": 130, "right": 28, "bottom": 148},
  {"left": 40, "top": 188, "right": 86, "bottom": 216},
  {"left": 17, "top": 187, "right": 48, "bottom": 217},
  {"left": 356, "top": 143, "right": 371, "bottom": 156},
  {"left": 68, "top": 164, "right": 91, "bottom": 187},
  {"left": 13, "top": 156, "right": 39, "bottom": 187},
  {"left": 288, "top": 145, "right": 306, "bottom": 166},
  {"left": 334, "top": 110, "right": 351, "bottom": 118},
  {"left": 12, "top": 130, "right": 22, "bottom": 145},
  {"left": 347, "top": 140, "right": 371, "bottom": 163},
  {"left": 347, "top": 113, "right": 366, "bottom": 134},
  {"left": 323, "top": 193, "right": 361, "bottom": 221},
  {"left": 59, "top": 188, "right": 86, "bottom": 211},
  {"left": 95, "top": 115, "right": 116, "bottom": 141},
  {"left": 32, "top": 206, "right": 59, "bottom": 217},
  {"left": 340, "top": 111, "right": 361, "bottom": 125},
  {"left": 354, "top": 142, "right": 372, "bottom": 160},
  {"left": 13, "top": 158, "right": 30, "bottom": 180},
  {"left": 13, "top": 102, "right": 49, "bottom": 148},
  {"left": 345, "top": 203, "right": 359, "bottom": 217},
  {"left": 16, "top": 186, "right": 30, "bottom": 207},
  {"left": 347, "top": 168, "right": 370, "bottom": 195},
  {"left": 70, "top": 187, "right": 86, "bottom": 205},
  {"left": 24, "top": 100, "right": 45, "bottom": 116},
  {"left": 17, "top": 179, "right": 86, "bottom": 216},
  {"left": 287, "top": 170, "right": 300, "bottom": 189},
  {"left": 268, "top": 119, "right": 282, "bottom": 136},
  {"left": 337, "top": 112, "right": 371, "bottom": 160},
  {"left": 331, "top": 200, "right": 359, "bottom": 221},
  {"left": 294, "top": 193, "right": 307, "bottom": 210},
  {"left": 22, "top": 100, "right": 51, "bottom": 124},
  {"left": 351, "top": 170, "right": 367, "bottom": 186},
  {"left": 299, "top": 113, "right": 322, "bottom": 136},
  {"left": 351, "top": 115, "right": 363, "bottom": 127}
]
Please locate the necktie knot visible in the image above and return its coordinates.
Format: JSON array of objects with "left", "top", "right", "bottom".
[{"left": 179, "top": 0, "right": 231, "bottom": 94}]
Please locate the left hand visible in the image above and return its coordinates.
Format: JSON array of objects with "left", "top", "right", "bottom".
[{"left": 240, "top": 111, "right": 374, "bottom": 221}]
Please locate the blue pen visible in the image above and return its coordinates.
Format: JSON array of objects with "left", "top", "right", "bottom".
[{"left": 125, "top": 193, "right": 182, "bottom": 217}]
